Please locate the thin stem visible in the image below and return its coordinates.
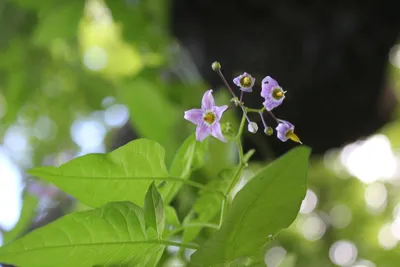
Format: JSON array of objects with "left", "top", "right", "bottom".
[
  {"left": 267, "top": 110, "right": 280, "bottom": 124},
  {"left": 169, "top": 223, "right": 219, "bottom": 236},
  {"left": 259, "top": 111, "right": 268, "bottom": 129},
  {"left": 161, "top": 240, "right": 200, "bottom": 250},
  {"left": 245, "top": 106, "right": 266, "bottom": 113},
  {"left": 239, "top": 91, "right": 244, "bottom": 102},
  {"left": 240, "top": 106, "right": 251, "bottom": 125},
  {"left": 157, "top": 177, "right": 226, "bottom": 200},
  {"left": 216, "top": 69, "right": 237, "bottom": 98},
  {"left": 220, "top": 113, "right": 247, "bottom": 226},
  {"left": 219, "top": 198, "right": 226, "bottom": 228},
  {"left": 236, "top": 109, "right": 248, "bottom": 140}
]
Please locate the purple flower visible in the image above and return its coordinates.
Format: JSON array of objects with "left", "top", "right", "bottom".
[
  {"left": 276, "top": 120, "right": 302, "bottom": 144},
  {"left": 184, "top": 90, "right": 228, "bottom": 142},
  {"left": 233, "top": 72, "right": 255, "bottom": 92},
  {"left": 261, "top": 76, "right": 286, "bottom": 111}
]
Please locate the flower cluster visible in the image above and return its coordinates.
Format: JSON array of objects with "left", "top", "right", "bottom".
[{"left": 184, "top": 62, "right": 301, "bottom": 144}]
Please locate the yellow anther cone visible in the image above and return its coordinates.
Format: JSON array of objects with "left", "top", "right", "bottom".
[{"left": 286, "top": 131, "right": 302, "bottom": 144}]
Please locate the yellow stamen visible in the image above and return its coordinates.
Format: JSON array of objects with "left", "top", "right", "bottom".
[
  {"left": 203, "top": 113, "right": 215, "bottom": 124},
  {"left": 275, "top": 91, "right": 283, "bottom": 97},
  {"left": 286, "top": 131, "right": 302, "bottom": 144},
  {"left": 243, "top": 76, "right": 251, "bottom": 86}
]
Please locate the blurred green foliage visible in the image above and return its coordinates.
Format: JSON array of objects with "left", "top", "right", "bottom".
[{"left": 1, "top": 0, "right": 400, "bottom": 266}]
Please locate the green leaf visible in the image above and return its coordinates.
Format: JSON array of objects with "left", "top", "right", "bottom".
[
  {"left": 182, "top": 168, "right": 235, "bottom": 243},
  {"left": 3, "top": 194, "right": 39, "bottom": 244},
  {"left": 165, "top": 206, "right": 180, "bottom": 228},
  {"left": 0, "top": 202, "right": 165, "bottom": 267},
  {"left": 32, "top": 1, "right": 84, "bottom": 46},
  {"left": 118, "top": 77, "right": 180, "bottom": 163},
  {"left": 160, "top": 134, "right": 208, "bottom": 204},
  {"left": 144, "top": 183, "right": 165, "bottom": 237},
  {"left": 27, "top": 139, "right": 169, "bottom": 207},
  {"left": 191, "top": 147, "right": 311, "bottom": 265}
]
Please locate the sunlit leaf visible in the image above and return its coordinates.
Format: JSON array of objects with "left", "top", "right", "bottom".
[
  {"left": 144, "top": 183, "right": 165, "bottom": 238},
  {"left": 0, "top": 202, "right": 165, "bottom": 267},
  {"left": 191, "top": 147, "right": 310, "bottom": 265},
  {"left": 28, "top": 139, "right": 169, "bottom": 207},
  {"left": 118, "top": 77, "right": 180, "bottom": 162}
]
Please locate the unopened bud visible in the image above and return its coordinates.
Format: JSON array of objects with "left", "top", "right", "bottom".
[
  {"left": 264, "top": 127, "right": 273, "bottom": 136},
  {"left": 211, "top": 61, "right": 221, "bottom": 71},
  {"left": 221, "top": 122, "right": 234, "bottom": 134},
  {"left": 248, "top": 122, "right": 258, "bottom": 134}
]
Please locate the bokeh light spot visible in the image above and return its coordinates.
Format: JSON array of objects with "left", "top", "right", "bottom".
[
  {"left": 301, "top": 213, "right": 327, "bottom": 241},
  {"left": 104, "top": 104, "right": 129, "bottom": 128},
  {"left": 352, "top": 260, "right": 376, "bottom": 267},
  {"left": 329, "top": 240, "right": 358, "bottom": 266},
  {"left": 340, "top": 135, "right": 397, "bottom": 183},
  {"left": 84, "top": 46, "right": 108, "bottom": 71},
  {"left": 264, "top": 246, "right": 287, "bottom": 267},
  {"left": 300, "top": 189, "right": 318, "bottom": 214},
  {"left": 71, "top": 118, "right": 106, "bottom": 151},
  {"left": 0, "top": 149, "right": 23, "bottom": 231},
  {"left": 378, "top": 223, "right": 398, "bottom": 250},
  {"left": 364, "top": 183, "right": 387, "bottom": 213},
  {"left": 33, "top": 116, "right": 57, "bottom": 141},
  {"left": 330, "top": 204, "right": 352, "bottom": 229}
]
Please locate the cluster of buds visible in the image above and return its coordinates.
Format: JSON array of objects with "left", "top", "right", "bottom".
[{"left": 184, "top": 61, "right": 301, "bottom": 144}]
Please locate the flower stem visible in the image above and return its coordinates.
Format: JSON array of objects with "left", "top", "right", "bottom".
[
  {"left": 216, "top": 69, "right": 237, "bottom": 98},
  {"left": 155, "top": 177, "right": 226, "bottom": 200},
  {"left": 219, "top": 113, "right": 248, "bottom": 227},
  {"left": 168, "top": 223, "right": 219, "bottom": 236},
  {"left": 160, "top": 240, "right": 200, "bottom": 250},
  {"left": 245, "top": 106, "right": 266, "bottom": 113},
  {"left": 267, "top": 110, "right": 280, "bottom": 124}
]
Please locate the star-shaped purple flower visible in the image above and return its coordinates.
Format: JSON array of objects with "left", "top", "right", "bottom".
[
  {"left": 261, "top": 76, "right": 286, "bottom": 111},
  {"left": 276, "top": 120, "right": 302, "bottom": 144},
  {"left": 184, "top": 90, "right": 228, "bottom": 142},
  {"left": 233, "top": 72, "right": 255, "bottom": 92}
]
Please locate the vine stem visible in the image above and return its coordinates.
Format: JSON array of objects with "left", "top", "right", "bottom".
[
  {"left": 219, "top": 113, "right": 247, "bottom": 227},
  {"left": 160, "top": 240, "right": 200, "bottom": 250},
  {"left": 168, "top": 223, "right": 219, "bottom": 236}
]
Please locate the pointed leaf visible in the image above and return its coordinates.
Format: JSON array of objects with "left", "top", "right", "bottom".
[
  {"left": 144, "top": 183, "right": 165, "bottom": 237},
  {"left": 27, "top": 139, "right": 169, "bottom": 207},
  {"left": 165, "top": 206, "right": 180, "bottom": 229},
  {"left": 191, "top": 147, "right": 311, "bottom": 265},
  {"left": 0, "top": 202, "right": 165, "bottom": 267}
]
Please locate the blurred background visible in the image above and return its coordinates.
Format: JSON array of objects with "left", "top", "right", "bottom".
[{"left": 1, "top": 0, "right": 400, "bottom": 266}]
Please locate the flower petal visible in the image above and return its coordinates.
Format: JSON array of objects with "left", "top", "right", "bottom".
[
  {"left": 263, "top": 98, "right": 283, "bottom": 111},
  {"left": 211, "top": 123, "right": 227, "bottom": 142},
  {"left": 201, "top": 89, "right": 215, "bottom": 110},
  {"left": 262, "top": 76, "right": 279, "bottom": 88},
  {"left": 275, "top": 120, "right": 294, "bottom": 142},
  {"left": 213, "top": 105, "right": 228, "bottom": 120},
  {"left": 196, "top": 124, "right": 210, "bottom": 142},
  {"left": 184, "top": 109, "right": 204, "bottom": 125},
  {"left": 261, "top": 76, "right": 279, "bottom": 98}
]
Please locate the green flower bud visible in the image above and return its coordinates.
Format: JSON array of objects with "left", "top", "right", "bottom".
[
  {"left": 264, "top": 127, "right": 273, "bottom": 136},
  {"left": 211, "top": 61, "right": 221, "bottom": 71}
]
